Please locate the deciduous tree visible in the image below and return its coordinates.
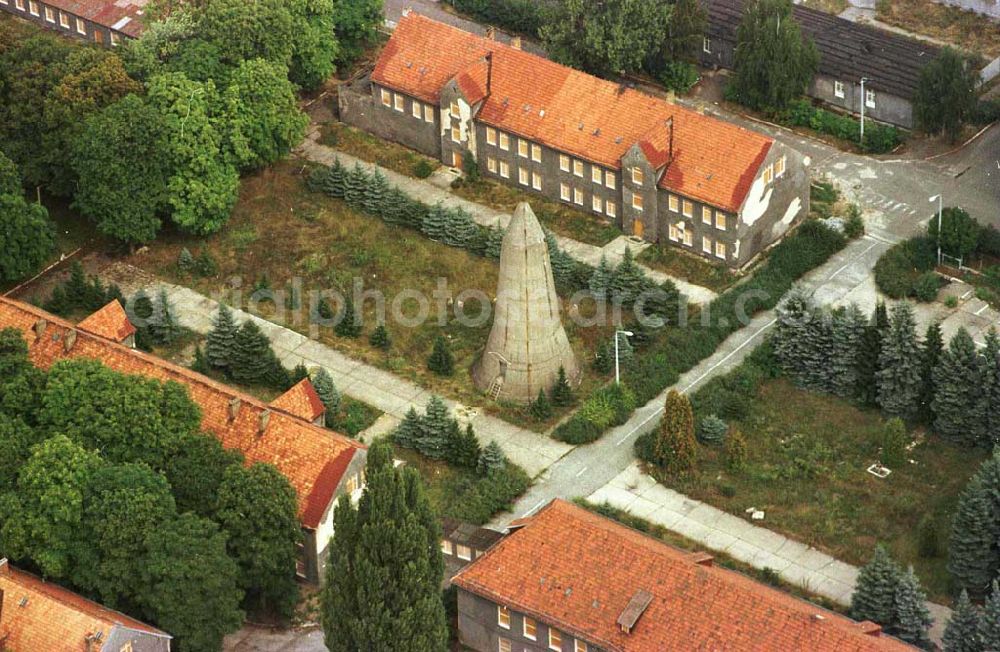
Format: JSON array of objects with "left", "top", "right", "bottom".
[
  {"left": 915, "top": 47, "right": 979, "bottom": 143},
  {"left": 0, "top": 192, "right": 55, "bottom": 283}
]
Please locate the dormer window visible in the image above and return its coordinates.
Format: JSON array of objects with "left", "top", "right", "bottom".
[
  {"left": 632, "top": 167, "right": 644, "bottom": 186},
  {"left": 450, "top": 100, "right": 460, "bottom": 117}
]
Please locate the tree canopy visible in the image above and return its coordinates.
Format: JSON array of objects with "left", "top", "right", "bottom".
[{"left": 915, "top": 47, "right": 979, "bottom": 143}]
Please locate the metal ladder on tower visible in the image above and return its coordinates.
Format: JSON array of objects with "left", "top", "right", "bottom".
[{"left": 487, "top": 376, "right": 503, "bottom": 401}]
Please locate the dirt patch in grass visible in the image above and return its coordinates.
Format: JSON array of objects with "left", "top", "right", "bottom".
[
  {"left": 637, "top": 246, "right": 738, "bottom": 292},
  {"left": 876, "top": 0, "right": 1000, "bottom": 58},
  {"left": 654, "top": 378, "right": 985, "bottom": 603},
  {"left": 127, "top": 159, "right": 615, "bottom": 431},
  {"left": 318, "top": 122, "right": 440, "bottom": 179}
]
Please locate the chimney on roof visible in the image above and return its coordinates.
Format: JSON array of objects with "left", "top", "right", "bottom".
[
  {"left": 485, "top": 26, "right": 496, "bottom": 40},
  {"left": 402, "top": 6, "right": 412, "bottom": 17},
  {"left": 259, "top": 409, "right": 271, "bottom": 435},
  {"left": 33, "top": 319, "right": 47, "bottom": 340},
  {"left": 667, "top": 116, "right": 674, "bottom": 161},
  {"left": 510, "top": 36, "right": 521, "bottom": 50},
  {"left": 617, "top": 589, "right": 653, "bottom": 635},
  {"left": 485, "top": 51, "right": 493, "bottom": 97},
  {"left": 63, "top": 330, "right": 77, "bottom": 352},
  {"left": 689, "top": 551, "right": 714, "bottom": 567},
  {"left": 856, "top": 621, "right": 884, "bottom": 637}
]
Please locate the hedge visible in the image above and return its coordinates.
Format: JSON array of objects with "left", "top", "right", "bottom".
[
  {"left": 780, "top": 99, "right": 902, "bottom": 154},
  {"left": 554, "top": 220, "right": 847, "bottom": 444},
  {"left": 873, "top": 236, "right": 937, "bottom": 299},
  {"left": 443, "top": 0, "right": 545, "bottom": 36},
  {"left": 444, "top": 464, "right": 531, "bottom": 525}
]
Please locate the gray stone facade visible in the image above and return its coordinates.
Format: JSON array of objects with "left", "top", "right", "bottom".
[
  {"left": 1, "top": 0, "right": 130, "bottom": 46},
  {"left": 457, "top": 588, "right": 604, "bottom": 652}
]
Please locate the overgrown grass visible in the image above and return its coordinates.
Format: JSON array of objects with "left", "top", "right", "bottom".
[
  {"left": 876, "top": 0, "right": 1000, "bottom": 58},
  {"left": 319, "top": 122, "right": 440, "bottom": 179},
  {"left": 799, "top": 0, "right": 848, "bottom": 14},
  {"left": 636, "top": 246, "right": 738, "bottom": 292}
]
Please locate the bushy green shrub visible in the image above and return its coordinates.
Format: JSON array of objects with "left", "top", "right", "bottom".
[
  {"left": 412, "top": 159, "right": 434, "bottom": 179},
  {"left": 913, "top": 272, "right": 942, "bottom": 302},
  {"left": 553, "top": 383, "right": 635, "bottom": 444},
  {"left": 697, "top": 414, "right": 728, "bottom": 444},
  {"left": 780, "top": 99, "right": 901, "bottom": 153},
  {"left": 873, "top": 237, "right": 937, "bottom": 299},
  {"left": 844, "top": 204, "right": 865, "bottom": 239},
  {"left": 445, "top": 464, "right": 531, "bottom": 525},
  {"left": 444, "top": 0, "right": 544, "bottom": 35},
  {"left": 659, "top": 61, "right": 699, "bottom": 94}
]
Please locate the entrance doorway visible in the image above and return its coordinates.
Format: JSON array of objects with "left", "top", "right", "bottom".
[
  {"left": 451, "top": 151, "right": 463, "bottom": 169},
  {"left": 632, "top": 218, "right": 644, "bottom": 239}
]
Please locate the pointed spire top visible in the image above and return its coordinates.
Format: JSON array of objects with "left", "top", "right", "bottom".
[{"left": 506, "top": 202, "right": 544, "bottom": 248}]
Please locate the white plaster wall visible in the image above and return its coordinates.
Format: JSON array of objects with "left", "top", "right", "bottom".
[{"left": 441, "top": 97, "right": 476, "bottom": 159}]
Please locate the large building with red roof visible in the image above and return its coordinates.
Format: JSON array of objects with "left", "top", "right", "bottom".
[
  {"left": 0, "top": 559, "right": 172, "bottom": 651},
  {"left": 451, "top": 500, "right": 915, "bottom": 652},
  {"left": 340, "top": 12, "right": 810, "bottom": 269},
  {"left": 0, "top": 0, "right": 144, "bottom": 46},
  {"left": 0, "top": 296, "right": 366, "bottom": 584}
]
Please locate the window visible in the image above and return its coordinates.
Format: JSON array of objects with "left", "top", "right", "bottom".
[
  {"left": 702, "top": 206, "right": 712, "bottom": 225},
  {"left": 865, "top": 88, "right": 876, "bottom": 108},
  {"left": 110, "top": 31, "right": 120, "bottom": 46},
  {"left": 518, "top": 167, "right": 529, "bottom": 186},
  {"left": 560, "top": 183, "right": 570, "bottom": 201},
  {"left": 424, "top": 105, "right": 434, "bottom": 122},
  {"left": 486, "top": 127, "right": 497, "bottom": 146},
  {"left": 412, "top": 101, "right": 422, "bottom": 119},
  {"left": 703, "top": 236, "right": 712, "bottom": 253},
  {"left": 441, "top": 540, "right": 453, "bottom": 555},
  {"left": 775, "top": 155, "right": 786, "bottom": 178},
  {"left": 346, "top": 474, "right": 359, "bottom": 494},
  {"left": 606, "top": 200, "right": 616, "bottom": 218},
  {"left": 573, "top": 160, "right": 584, "bottom": 177},
  {"left": 498, "top": 606, "right": 511, "bottom": 629},
  {"left": 531, "top": 144, "right": 542, "bottom": 162},
  {"left": 28, "top": 0, "right": 38, "bottom": 15},
  {"left": 549, "top": 628, "right": 562, "bottom": 650},
  {"left": 669, "top": 224, "right": 681, "bottom": 242},
  {"left": 682, "top": 200, "right": 693, "bottom": 217},
  {"left": 592, "top": 195, "right": 602, "bottom": 212},
  {"left": 380, "top": 89, "right": 391, "bottom": 107},
  {"left": 451, "top": 126, "right": 461, "bottom": 143},
  {"left": 44, "top": 5, "right": 54, "bottom": 20},
  {"left": 605, "top": 171, "right": 616, "bottom": 189},
  {"left": 559, "top": 155, "right": 570, "bottom": 172},
  {"left": 762, "top": 164, "right": 773, "bottom": 185},
  {"left": 499, "top": 161, "right": 510, "bottom": 179},
  {"left": 703, "top": 37, "right": 712, "bottom": 54},
  {"left": 573, "top": 188, "right": 584, "bottom": 206},
  {"left": 575, "top": 640, "right": 589, "bottom": 652},
  {"left": 684, "top": 229, "right": 693, "bottom": 246},
  {"left": 716, "top": 241, "right": 727, "bottom": 259},
  {"left": 76, "top": 17, "right": 86, "bottom": 34},
  {"left": 532, "top": 171, "right": 542, "bottom": 191},
  {"left": 631, "top": 167, "right": 644, "bottom": 186},
  {"left": 0, "top": 0, "right": 9, "bottom": 6},
  {"left": 632, "top": 192, "right": 643, "bottom": 211},
  {"left": 456, "top": 544, "right": 472, "bottom": 561},
  {"left": 59, "top": 11, "right": 68, "bottom": 26},
  {"left": 523, "top": 617, "right": 537, "bottom": 640},
  {"left": 668, "top": 195, "right": 679, "bottom": 212},
  {"left": 834, "top": 80, "right": 845, "bottom": 99},
  {"left": 14, "top": 0, "right": 23, "bottom": 9},
  {"left": 592, "top": 166, "right": 602, "bottom": 184},
  {"left": 716, "top": 211, "right": 727, "bottom": 231},
  {"left": 487, "top": 157, "right": 497, "bottom": 174},
  {"left": 120, "top": 644, "right": 133, "bottom": 652},
  {"left": 499, "top": 132, "right": 510, "bottom": 151},
  {"left": 394, "top": 93, "right": 405, "bottom": 112},
  {"left": 450, "top": 101, "right": 460, "bottom": 117},
  {"left": 518, "top": 139, "right": 529, "bottom": 158},
  {"left": 499, "top": 639, "right": 512, "bottom": 652}
]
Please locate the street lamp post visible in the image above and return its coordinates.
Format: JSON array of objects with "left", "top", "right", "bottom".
[
  {"left": 615, "top": 330, "right": 634, "bottom": 386},
  {"left": 859, "top": 77, "right": 868, "bottom": 145},
  {"left": 929, "top": 194, "right": 943, "bottom": 265}
]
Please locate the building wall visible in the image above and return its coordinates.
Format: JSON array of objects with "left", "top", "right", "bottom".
[
  {"left": 809, "top": 75, "right": 914, "bottom": 128},
  {"left": 338, "top": 78, "right": 441, "bottom": 159},
  {"left": 621, "top": 145, "right": 660, "bottom": 242},
  {"left": 457, "top": 589, "right": 603, "bottom": 652},
  {"left": 698, "top": 35, "right": 736, "bottom": 70},
  {"left": 0, "top": 0, "right": 125, "bottom": 46}
]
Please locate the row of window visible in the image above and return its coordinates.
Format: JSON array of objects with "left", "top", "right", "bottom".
[
  {"left": 3, "top": 0, "right": 90, "bottom": 37},
  {"left": 667, "top": 223, "right": 729, "bottom": 260},
  {"left": 833, "top": 81, "right": 877, "bottom": 108},
  {"left": 760, "top": 155, "right": 787, "bottom": 186},
  {"left": 440, "top": 539, "right": 474, "bottom": 561},
  {"left": 561, "top": 155, "right": 617, "bottom": 189},
  {"left": 379, "top": 88, "right": 435, "bottom": 122},
  {"left": 498, "top": 606, "right": 588, "bottom": 652},
  {"left": 560, "top": 183, "right": 617, "bottom": 218}
]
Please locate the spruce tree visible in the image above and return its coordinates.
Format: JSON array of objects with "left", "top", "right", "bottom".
[
  {"left": 321, "top": 440, "right": 448, "bottom": 652},
  {"left": 850, "top": 545, "right": 902, "bottom": 626},
  {"left": 132, "top": 289, "right": 155, "bottom": 350},
  {"left": 655, "top": 390, "right": 696, "bottom": 474},
  {"left": 447, "top": 423, "right": 481, "bottom": 469},
  {"left": 892, "top": 565, "right": 932, "bottom": 647},
  {"left": 589, "top": 254, "right": 614, "bottom": 300},
  {"left": 543, "top": 228, "right": 576, "bottom": 288},
  {"left": 484, "top": 224, "right": 505, "bottom": 260},
  {"left": 943, "top": 589, "right": 983, "bottom": 652},
  {"left": 427, "top": 335, "right": 454, "bottom": 376},
  {"left": 877, "top": 303, "right": 923, "bottom": 420},
  {"left": 421, "top": 204, "right": 449, "bottom": 242},
  {"left": 335, "top": 292, "right": 362, "bottom": 338},
  {"left": 207, "top": 303, "right": 238, "bottom": 369},
  {"left": 231, "top": 320, "right": 277, "bottom": 385},
  {"left": 418, "top": 396, "right": 452, "bottom": 460},
  {"left": 530, "top": 389, "right": 553, "bottom": 421},
  {"left": 151, "top": 288, "right": 181, "bottom": 345},
  {"left": 178, "top": 247, "right": 195, "bottom": 272},
  {"left": 979, "top": 581, "right": 1000, "bottom": 651},
  {"left": 948, "top": 477, "right": 1000, "bottom": 597},
  {"left": 858, "top": 303, "right": 889, "bottom": 407},
  {"left": 830, "top": 304, "right": 866, "bottom": 399},
  {"left": 290, "top": 363, "right": 309, "bottom": 385},
  {"left": 933, "top": 328, "right": 985, "bottom": 446},
  {"left": 801, "top": 307, "right": 834, "bottom": 392},
  {"left": 343, "top": 162, "right": 368, "bottom": 208},
  {"left": 918, "top": 322, "right": 944, "bottom": 425},
  {"left": 369, "top": 323, "right": 391, "bottom": 350},
  {"left": 594, "top": 340, "right": 614, "bottom": 374},
  {"left": 773, "top": 289, "right": 813, "bottom": 385},
  {"left": 363, "top": 169, "right": 389, "bottom": 216},
  {"left": 392, "top": 407, "right": 422, "bottom": 450},
  {"left": 323, "top": 159, "right": 348, "bottom": 198},
  {"left": 551, "top": 366, "right": 574, "bottom": 407},
  {"left": 982, "top": 329, "right": 1000, "bottom": 443},
  {"left": 476, "top": 440, "right": 506, "bottom": 475},
  {"left": 311, "top": 368, "right": 341, "bottom": 420},
  {"left": 442, "top": 208, "right": 479, "bottom": 248},
  {"left": 610, "top": 247, "right": 646, "bottom": 304}
]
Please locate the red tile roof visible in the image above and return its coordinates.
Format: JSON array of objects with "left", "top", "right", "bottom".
[
  {"left": 373, "top": 14, "right": 773, "bottom": 212},
  {"left": 0, "top": 560, "right": 170, "bottom": 651},
  {"left": 49, "top": 0, "right": 148, "bottom": 37},
  {"left": 270, "top": 378, "right": 327, "bottom": 423},
  {"left": 0, "top": 297, "right": 363, "bottom": 529},
  {"left": 76, "top": 299, "right": 136, "bottom": 343},
  {"left": 452, "top": 500, "right": 915, "bottom": 652}
]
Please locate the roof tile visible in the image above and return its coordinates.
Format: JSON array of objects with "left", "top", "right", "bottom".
[
  {"left": 270, "top": 378, "right": 326, "bottom": 423},
  {"left": 77, "top": 300, "right": 136, "bottom": 343}
]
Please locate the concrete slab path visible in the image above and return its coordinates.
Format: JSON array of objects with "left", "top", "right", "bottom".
[
  {"left": 295, "top": 132, "right": 719, "bottom": 306},
  {"left": 152, "top": 282, "right": 572, "bottom": 478}
]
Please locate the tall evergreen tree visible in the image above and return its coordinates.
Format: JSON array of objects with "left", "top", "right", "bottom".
[
  {"left": 321, "top": 439, "right": 448, "bottom": 652},
  {"left": 150, "top": 288, "right": 181, "bottom": 345},
  {"left": 311, "top": 367, "right": 341, "bottom": 420},
  {"left": 850, "top": 545, "right": 902, "bottom": 626},
  {"left": 858, "top": 303, "right": 889, "bottom": 407},
  {"left": 655, "top": 390, "right": 696, "bottom": 474},
  {"left": 447, "top": 423, "right": 481, "bottom": 469},
  {"left": 892, "top": 565, "right": 932, "bottom": 648},
  {"left": 979, "top": 581, "right": 1000, "bottom": 651},
  {"left": 206, "top": 303, "right": 237, "bottom": 369},
  {"left": 877, "top": 303, "right": 923, "bottom": 420},
  {"left": 943, "top": 589, "right": 983, "bottom": 652},
  {"left": 914, "top": 47, "right": 979, "bottom": 143},
  {"left": 363, "top": 169, "right": 390, "bottom": 215},
  {"left": 418, "top": 396, "right": 452, "bottom": 460},
  {"left": 427, "top": 335, "right": 454, "bottom": 376},
  {"left": 830, "top": 304, "right": 866, "bottom": 398},
  {"left": 335, "top": 291, "right": 362, "bottom": 338},
  {"left": 393, "top": 406, "right": 423, "bottom": 450},
  {"left": 589, "top": 254, "right": 614, "bottom": 300},
  {"left": 801, "top": 307, "right": 834, "bottom": 392},
  {"left": 551, "top": 366, "right": 575, "bottom": 407},
  {"left": 982, "top": 329, "right": 1000, "bottom": 444},
  {"left": 948, "top": 477, "right": 1000, "bottom": 597},
  {"left": 323, "top": 158, "right": 348, "bottom": 198},
  {"left": 773, "top": 289, "right": 813, "bottom": 385},
  {"left": 918, "top": 322, "right": 944, "bottom": 425},
  {"left": 230, "top": 320, "right": 279, "bottom": 386},
  {"left": 343, "top": 162, "right": 368, "bottom": 207},
  {"left": 933, "top": 328, "right": 986, "bottom": 446},
  {"left": 477, "top": 440, "right": 507, "bottom": 475},
  {"left": 610, "top": 247, "right": 646, "bottom": 304}
]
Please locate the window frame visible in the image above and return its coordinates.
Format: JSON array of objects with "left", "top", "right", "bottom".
[
  {"left": 715, "top": 241, "right": 727, "bottom": 259},
  {"left": 573, "top": 160, "right": 584, "bottom": 178},
  {"left": 75, "top": 17, "right": 86, "bottom": 34},
  {"left": 703, "top": 36, "right": 712, "bottom": 54},
  {"left": 669, "top": 223, "right": 681, "bottom": 242},
  {"left": 559, "top": 154, "right": 570, "bottom": 172},
  {"left": 456, "top": 544, "right": 472, "bottom": 561},
  {"left": 865, "top": 88, "right": 876, "bottom": 108},
  {"left": 684, "top": 229, "right": 693, "bottom": 246},
  {"left": 592, "top": 195, "right": 602, "bottom": 213},
  {"left": 702, "top": 206, "right": 712, "bottom": 225},
  {"left": 497, "top": 605, "right": 511, "bottom": 629},
  {"left": 531, "top": 144, "right": 542, "bottom": 163},
  {"left": 59, "top": 11, "right": 69, "bottom": 26},
  {"left": 682, "top": 199, "right": 693, "bottom": 218},
  {"left": 518, "top": 139, "right": 529, "bottom": 159},
  {"left": 441, "top": 540, "right": 453, "bottom": 555},
  {"left": 450, "top": 100, "right": 461, "bottom": 118},
  {"left": 499, "top": 161, "right": 510, "bottom": 179},
  {"left": 762, "top": 164, "right": 773, "bottom": 185},
  {"left": 573, "top": 188, "right": 584, "bottom": 206},
  {"left": 13, "top": 0, "right": 23, "bottom": 9},
  {"left": 668, "top": 195, "right": 679, "bottom": 213},
  {"left": 532, "top": 171, "right": 542, "bottom": 191},
  {"left": 486, "top": 127, "right": 497, "bottom": 146},
  {"left": 548, "top": 628, "right": 562, "bottom": 651},
  {"left": 575, "top": 640, "right": 589, "bottom": 652},
  {"left": 394, "top": 93, "right": 405, "bottom": 112},
  {"left": 605, "top": 171, "right": 616, "bottom": 189},
  {"left": 451, "top": 126, "right": 461, "bottom": 143},
  {"left": 523, "top": 617, "right": 537, "bottom": 641},
  {"left": 775, "top": 155, "right": 786, "bottom": 178},
  {"left": 487, "top": 157, "right": 498, "bottom": 174},
  {"left": 605, "top": 200, "right": 616, "bottom": 218},
  {"left": 424, "top": 105, "right": 435, "bottom": 123},
  {"left": 631, "top": 167, "right": 644, "bottom": 186},
  {"left": 834, "top": 80, "right": 845, "bottom": 99},
  {"left": 518, "top": 167, "right": 529, "bottom": 186},
  {"left": 632, "top": 192, "right": 643, "bottom": 212},
  {"left": 380, "top": 89, "right": 391, "bottom": 107},
  {"left": 715, "top": 211, "right": 727, "bottom": 231},
  {"left": 411, "top": 100, "right": 422, "bottom": 119},
  {"left": 560, "top": 183, "right": 570, "bottom": 201},
  {"left": 591, "top": 166, "right": 602, "bottom": 184},
  {"left": 499, "top": 132, "right": 510, "bottom": 151},
  {"left": 499, "top": 638, "right": 512, "bottom": 652},
  {"left": 44, "top": 5, "right": 54, "bottom": 20},
  {"left": 28, "top": 0, "right": 38, "bottom": 16},
  {"left": 703, "top": 235, "right": 712, "bottom": 254}
]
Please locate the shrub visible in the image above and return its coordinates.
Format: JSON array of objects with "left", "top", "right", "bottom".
[
  {"left": 725, "top": 428, "right": 749, "bottom": 471},
  {"left": 780, "top": 99, "right": 901, "bottom": 153},
  {"left": 913, "top": 272, "right": 941, "bottom": 302},
  {"left": 659, "top": 61, "right": 699, "bottom": 94},
  {"left": 444, "top": 0, "right": 544, "bottom": 35},
  {"left": 880, "top": 418, "right": 907, "bottom": 468},
  {"left": 412, "top": 159, "right": 434, "bottom": 179},
  {"left": 844, "top": 204, "right": 865, "bottom": 239},
  {"left": 445, "top": 465, "right": 531, "bottom": 525},
  {"left": 554, "top": 384, "right": 635, "bottom": 444},
  {"left": 427, "top": 335, "right": 454, "bottom": 376},
  {"left": 873, "top": 237, "right": 936, "bottom": 299},
  {"left": 697, "top": 414, "right": 728, "bottom": 444},
  {"left": 917, "top": 515, "right": 940, "bottom": 559}
]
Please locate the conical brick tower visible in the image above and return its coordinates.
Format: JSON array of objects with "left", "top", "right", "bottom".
[{"left": 473, "top": 202, "right": 578, "bottom": 403}]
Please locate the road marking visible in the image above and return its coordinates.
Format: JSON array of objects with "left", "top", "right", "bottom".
[
  {"left": 975, "top": 303, "right": 989, "bottom": 316},
  {"left": 575, "top": 467, "right": 588, "bottom": 478},
  {"left": 826, "top": 240, "right": 882, "bottom": 281}
]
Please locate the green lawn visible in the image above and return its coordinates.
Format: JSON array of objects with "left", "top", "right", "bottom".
[
  {"left": 637, "top": 246, "right": 738, "bottom": 292},
  {"left": 652, "top": 378, "right": 986, "bottom": 603},
  {"left": 319, "top": 122, "right": 440, "bottom": 179}
]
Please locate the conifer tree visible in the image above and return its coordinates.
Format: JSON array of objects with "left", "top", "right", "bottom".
[
  {"left": 594, "top": 340, "right": 613, "bottom": 374},
  {"left": 615, "top": 331, "right": 634, "bottom": 369},
  {"left": 323, "top": 159, "right": 348, "bottom": 198},
  {"left": 321, "top": 440, "right": 448, "bottom": 652},
  {"left": 207, "top": 303, "right": 238, "bottom": 369},
  {"left": 948, "top": 477, "right": 1000, "bottom": 597},
  {"left": 421, "top": 204, "right": 450, "bottom": 242},
  {"left": 850, "top": 545, "right": 902, "bottom": 626},
  {"left": 369, "top": 323, "right": 391, "bottom": 350},
  {"left": 484, "top": 224, "right": 505, "bottom": 260},
  {"left": 877, "top": 303, "right": 923, "bottom": 420},
  {"left": 830, "top": 304, "right": 866, "bottom": 398},
  {"left": 381, "top": 188, "right": 410, "bottom": 225},
  {"left": 979, "top": 581, "right": 1000, "bottom": 651},
  {"left": 362, "top": 169, "right": 390, "bottom": 216},
  {"left": 131, "top": 289, "right": 156, "bottom": 350},
  {"left": 151, "top": 288, "right": 181, "bottom": 345},
  {"left": 311, "top": 368, "right": 341, "bottom": 420},
  {"left": 892, "top": 565, "right": 932, "bottom": 647},
  {"left": 427, "top": 335, "right": 454, "bottom": 376},
  {"left": 589, "top": 254, "right": 614, "bottom": 300},
  {"left": 801, "top": 307, "right": 835, "bottom": 392},
  {"left": 419, "top": 396, "right": 452, "bottom": 460},
  {"left": 393, "top": 407, "right": 424, "bottom": 450},
  {"left": 231, "top": 320, "right": 277, "bottom": 385},
  {"left": 933, "top": 328, "right": 985, "bottom": 446},
  {"left": 982, "top": 329, "right": 1000, "bottom": 442},
  {"left": 918, "top": 322, "right": 944, "bottom": 425},
  {"left": 610, "top": 247, "right": 646, "bottom": 303},
  {"left": 655, "top": 390, "right": 696, "bottom": 474},
  {"left": 476, "top": 440, "right": 507, "bottom": 475},
  {"left": 943, "top": 589, "right": 983, "bottom": 652},
  {"left": 551, "top": 366, "right": 575, "bottom": 407},
  {"left": 447, "top": 423, "right": 481, "bottom": 469},
  {"left": 178, "top": 247, "right": 195, "bottom": 272},
  {"left": 335, "top": 292, "right": 362, "bottom": 338},
  {"left": 442, "top": 208, "right": 479, "bottom": 248},
  {"left": 858, "top": 303, "right": 889, "bottom": 407},
  {"left": 291, "top": 363, "right": 310, "bottom": 385},
  {"left": 879, "top": 418, "right": 908, "bottom": 468},
  {"left": 343, "top": 162, "right": 368, "bottom": 208},
  {"left": 530, "top": 389, "right": 553, "bottom": 421},
  {"left": 543, "top": 228, "right": 576, "bottom": 288},
  {"left": 773, "top": 289, "right": 813, "bottom": 384}
]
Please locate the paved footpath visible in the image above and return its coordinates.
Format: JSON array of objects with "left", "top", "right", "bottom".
[
  {"left": 295, "top": 132, "right": 719, "bottom": 306},
  {"left": 152, "top": 282, "right": 571, "bottom": 478}
]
